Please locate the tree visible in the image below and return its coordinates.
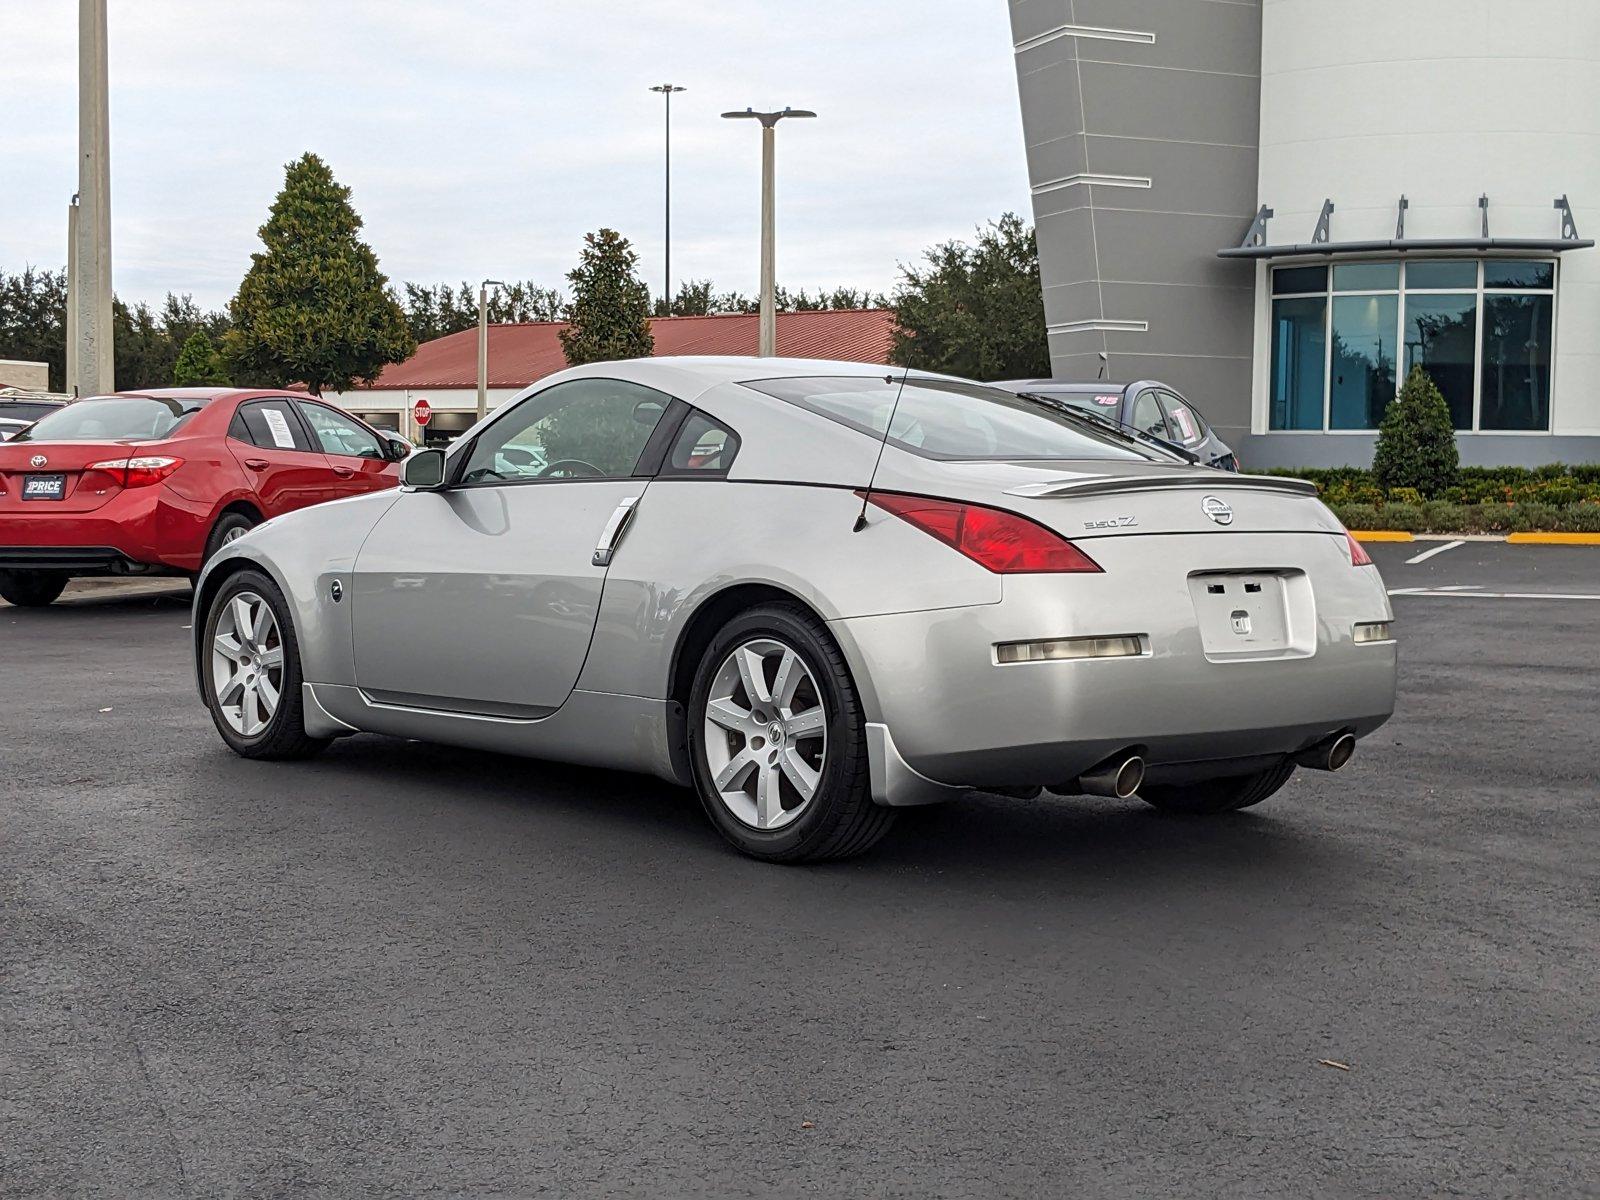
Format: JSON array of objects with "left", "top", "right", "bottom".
[
  {"left": 1372, "top": 365, "right": 1459, "bottom": 496},
  {"left": 558, "top": 229, "right": 654, "bottom": 367},
  {"left": 402, "top": 280, "right": 568, "bottom": 343},
  {"left": 172, "top": 330, "right": 230, "bottom": 385},
  {"left": 0, "top": 266, "right": 68, "bottom": 390},
  {"left": 889, "top": 213, "right": 1048, "bottom": 379},
  {"left": 224, "top": 153, "right": 414, "bottom": 394}
]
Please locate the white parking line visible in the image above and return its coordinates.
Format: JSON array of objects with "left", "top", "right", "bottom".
[
  {"left": 1405, "top": 540, "right": 1464, "bottom": 565},
  {"left": 1388, "top": 588, "right": 1600, "bottom": 601}
]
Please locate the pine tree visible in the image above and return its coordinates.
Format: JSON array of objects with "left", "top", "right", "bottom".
[
  {"left": 558, "top": 229, "right": 654, "bottom": 367},
  {"left": 1372, "top": 365, "right": 1459, "bottom": 496},
  {"left": 224, "top": 153, "right": 414, "bottom": 394},
  {"left": 172, "top": 330, "right": 229, "bottom": 386}
]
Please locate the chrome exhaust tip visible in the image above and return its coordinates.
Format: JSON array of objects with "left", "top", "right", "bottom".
[
  {"left": 1294, "top": 731, "right": 1356, "bottom": 772},
  {"left": 1075, "top": 752, "right": 1146, "bottom": 799}
]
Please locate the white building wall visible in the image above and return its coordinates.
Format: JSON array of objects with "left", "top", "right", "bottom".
[{"left": 1253, "top": 0, "right": 1600, "bottom": 447}]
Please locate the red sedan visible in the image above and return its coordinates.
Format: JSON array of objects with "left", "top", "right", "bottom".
[{"left": 0, "top": 387, "right": 409, "bottom": 607}]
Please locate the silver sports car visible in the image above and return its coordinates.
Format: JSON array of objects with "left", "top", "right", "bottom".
[{"left": 194, "top": 357, "right": 1396, "bottom": 862}]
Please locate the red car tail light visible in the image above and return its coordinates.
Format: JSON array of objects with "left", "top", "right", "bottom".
[
  {"left": 1345, "top": 530, "right": 1374, "bottom": 566},
  {"left": 860, "top": 491, "right": 1103, "bottom": 574},
  {"left": 86, "top": 456, "right": 185, "bottom": 488}
]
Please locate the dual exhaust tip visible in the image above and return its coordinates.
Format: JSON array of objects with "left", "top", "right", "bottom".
[{"left": 1061, "top": 731, "right": 1356, "bottom": 799}]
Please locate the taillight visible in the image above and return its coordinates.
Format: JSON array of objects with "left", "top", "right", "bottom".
[
  {"left": 86, "top": 456, "right": 184, "bottom": 488},
  {"left": 860, "top": 491, "right": 1102, "bottom": 574},
  {"left": 1345, "top": 530, "right": 1373, "bottom": 567}
]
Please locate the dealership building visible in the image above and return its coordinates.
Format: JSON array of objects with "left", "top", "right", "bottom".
[{"left": 1009, "top": 0, "right": 1598, "bottom": 466}]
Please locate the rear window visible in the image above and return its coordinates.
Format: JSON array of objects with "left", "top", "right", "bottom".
[
  {"left": 0, "top": 401, "right": 60, "bottom": 421},
  {"left": 13, "top": 396, "right": 202, "bottom": 443},
  {"left": 744, "top": 375, "right": 1166, "bottom": 462}
]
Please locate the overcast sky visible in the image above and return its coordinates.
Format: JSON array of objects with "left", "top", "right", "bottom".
[{"left": 1, "top": 1, "right": 1030, "bottom": 312}]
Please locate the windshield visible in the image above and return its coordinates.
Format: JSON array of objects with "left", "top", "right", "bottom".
[
  {"left": 13, "top": 396, "right": 202, "bottom": 443},
  {"left": 744, "top": 375, "right": 1171, "bottom": 462}
]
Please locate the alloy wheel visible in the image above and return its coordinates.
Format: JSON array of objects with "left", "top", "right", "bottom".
[
  {"left": 211, "top": 591, "right": 284, "bottom": 737},
  {"left": 702, "top": 637, "right": 828, "bottom": 830}
]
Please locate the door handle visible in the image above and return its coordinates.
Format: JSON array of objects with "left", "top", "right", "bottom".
[
  {"left": 243, "top": 458, "right": 268, "bottom": 471},
  {"left": 332, "top": 465, "right": 355, "bottom": 478},
  {"left": 592, "top": 496, "right": 641, "bottom": 566}
]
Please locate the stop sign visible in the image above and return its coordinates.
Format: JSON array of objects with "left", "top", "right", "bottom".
[{"left": 413, "top": 398, "right": 432, "bottom": 427}]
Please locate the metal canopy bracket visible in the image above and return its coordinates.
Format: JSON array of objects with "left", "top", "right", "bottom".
[
  {"left": 1237, "top": 204, "right": 1273, "bottom": 249},
  {"left": 1218, "top": 193, "right": 1595, "bottom": 259},
  {"left": 1312, "top": 199, "right": 1334, "bottom": 244},
  {"left": 1556, "top": 194, "right": 1581, "bottom": 240}
]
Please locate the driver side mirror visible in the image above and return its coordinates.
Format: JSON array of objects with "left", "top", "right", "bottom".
[
  {"left": 384, "top": 435, "right": 414, "bottom": 461},
  {"left": 401, "top": 447, "right": 447, "bottom": 490}
]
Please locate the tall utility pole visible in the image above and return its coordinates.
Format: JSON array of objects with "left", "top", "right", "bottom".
[
  {"left": 74, "top": 0, "right": 114, "bottom": 395},
  {"left": 649, "top": 84, "right": 686, "bottom": 313},
  {"left": 476, "top": 279, "right": 504, "bottom": 421},
  {"left": 721, "top": 107, "right": 815, "bottom": 357},
  {"left": 66, "top": 196, "right": 80, "bottom": 395}
]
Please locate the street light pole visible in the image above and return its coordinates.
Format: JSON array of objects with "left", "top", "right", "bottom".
[
  {"left": 721, "top": 107, "right": 816, "bottom": 357},
  {"left": 75, "top": 0, "right": 114, "bottom": 395},
  {"left": 650, "top": 84, "right": 686, "bottom": 313},
  {"left": 477, "top": 279, "right": 504, "bottom": 422}
]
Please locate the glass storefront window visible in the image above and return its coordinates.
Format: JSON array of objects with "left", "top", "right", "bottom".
[
  {"left": 1266, "top": 259, "right": 1554, "bottom": 432},
  {"left": 1483, "top": 260, "right": 1554, "bottom": 289},
  {"left": 1334, "top": 262, "right": 1399, "bottom": 292},
  {"left": 1405, "top": 260, "right": 1477, "bottom": 290},
  {"left": 1269, "top": 297, "right": 1326, "bottom": 430},
  {"left": 1330, "top": 295, "right": 1398, "bottom": 429},
  {"left": 1480, "top": 293, "right": 1553, "bottom": 430},
  {"left": 1404, "top": 294, "right": 1477, "bottom": 430}
]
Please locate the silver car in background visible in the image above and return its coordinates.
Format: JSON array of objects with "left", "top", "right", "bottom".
[{"left": 193, "top": 357, "right": 1396, "bottom": 862}]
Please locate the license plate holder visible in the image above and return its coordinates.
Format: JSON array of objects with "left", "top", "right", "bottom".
[
  {"left": 1187, "top": 571, "right": 1311, "bottom": 660},
  {"left": 21, "top": 473, "right": 67, "bottom": 501}
]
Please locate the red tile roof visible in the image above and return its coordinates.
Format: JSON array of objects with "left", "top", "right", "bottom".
[{"left": 353, "top": 308, "right": 898, "bottom": 391}]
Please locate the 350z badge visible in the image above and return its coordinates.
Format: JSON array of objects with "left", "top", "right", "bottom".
[{"left": 1083, "top": 515, "right": 1138, "bottom": 530}]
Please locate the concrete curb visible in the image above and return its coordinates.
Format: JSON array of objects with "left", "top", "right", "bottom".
[
  {"left": 1505, "top": 532, "right": 1600, "bottom": 546},
  {"left": 1350, "top": 531, "right": 1414, "bottom": 543}
]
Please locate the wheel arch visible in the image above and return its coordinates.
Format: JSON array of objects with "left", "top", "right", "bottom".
[{"left": 663, "top": 582, "right": 876, "bottom": 788}]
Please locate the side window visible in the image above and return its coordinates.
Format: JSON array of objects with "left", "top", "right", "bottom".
[
  {"left": 459, "top": 378, "right": 673, "bottom": 485},
  {"left": 299, "top": 401, "right": 386, "bottom": 460},
  {"left": 1157, "top": 391, "right": 1205, "bottom": 446},
  {"left": 234, "top": 400, "right": 317, "bottom": 453},
  {"left": 664, "top": 411, "right": 740, "bottom": 476},
  {"left": 1131, "top": 390, "right": 1167, "bottom": 440}
]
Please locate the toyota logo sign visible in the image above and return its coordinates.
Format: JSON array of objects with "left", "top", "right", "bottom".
[
  {"left": 1201, "top": 495, "right": 1234, "bottom": 526},
  {"left": 29, "top": 455, "right": 47, "bottom": 468}
]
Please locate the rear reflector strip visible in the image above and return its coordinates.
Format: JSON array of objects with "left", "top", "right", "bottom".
[
  {"left": 1353, "top": 621, "right": 1393, "bottom": 644},
  {"left": 995, "top": 635, "right": 1145, "bottom": 664}
]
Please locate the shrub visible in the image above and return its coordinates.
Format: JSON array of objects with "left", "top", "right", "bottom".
[{"left": 1372, "top": 365, "right": 1459, "bottom": 496}]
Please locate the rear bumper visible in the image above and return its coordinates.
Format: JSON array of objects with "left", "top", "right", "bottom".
[
  {"left": 833, "top": 532, "right": 1398, "bottom": 792},
  {"left": 0, "top": 486, "right": 206, "bottom": 573}
]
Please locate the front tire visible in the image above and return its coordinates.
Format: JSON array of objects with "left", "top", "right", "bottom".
[
  {"left": 687, "top": 602, "right": 894, "bottom": 863},
  {"left": 0, "top": 569, "right": 68, "bottom": 607},
  {"left": 202, "top": 568, "right": 329, "bottom": 761},
  {"left": 1140, "top": 760, "right": 1296, "bottom": 815}
]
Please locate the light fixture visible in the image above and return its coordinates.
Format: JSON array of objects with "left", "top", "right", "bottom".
[
  {"left": 1353, "top": 621, "right": 1393, "bottom": 643},
  {"left": 994, "top": 635, "right": 1146, "bottom": 664}
]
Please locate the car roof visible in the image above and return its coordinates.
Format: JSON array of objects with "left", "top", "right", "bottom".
[{"left": 994, "top": 379, "right": 1133, "bottom": 392}]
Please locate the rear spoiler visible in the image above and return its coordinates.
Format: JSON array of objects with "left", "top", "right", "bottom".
[{"left": 1005, "top": 474, "right": 1320, "bottom": 500}]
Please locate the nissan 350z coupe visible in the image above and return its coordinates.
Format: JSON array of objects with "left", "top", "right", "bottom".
[{"left": 193, "top": 357, "right": 1397, "bottom": 863}]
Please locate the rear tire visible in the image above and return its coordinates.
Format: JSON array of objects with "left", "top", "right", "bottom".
[
  {"left": 1139, "top": 760, "right": 1296, "bottom": 815},
  {"left": 687, "top": 602, "right": 895, "bottom": 863},
  {"left": 0, "top": 569, "right": 68, "bottom": 608},
  {"left": 202, "top": 568, "right": 330, "bottom": 761},
  {"left": 204, "top": 511, "right": 258, "bottom": 564}
]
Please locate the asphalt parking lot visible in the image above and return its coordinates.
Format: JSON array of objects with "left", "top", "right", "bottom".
[{"left": 3, "top": 544, "right": 1597, "bottom": 1198}]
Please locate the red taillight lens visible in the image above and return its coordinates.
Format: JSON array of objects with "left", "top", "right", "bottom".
[
  {"left": 86, "top": 456, "right": 184, "bottom": 488},
  {"left": 1345, "top": 530, "right": 1373, "bottom": 566},
  {"left": 861, "top": 491, "right": 1103, "bottom": 574}
]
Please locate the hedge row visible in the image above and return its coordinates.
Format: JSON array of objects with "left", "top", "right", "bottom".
[
  {"left": 1254, "top": 465, "right": 1600, "bottom": 507},
  {"left": 1327, "top": 501, "right": 1600, "bottom": 535}
]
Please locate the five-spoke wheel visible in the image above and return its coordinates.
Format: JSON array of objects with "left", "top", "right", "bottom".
[{"left": 210, "top": 590, "right": 285, "bottom": 737}]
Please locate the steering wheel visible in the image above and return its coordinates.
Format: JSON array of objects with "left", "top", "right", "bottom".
[{"left": 539, "top": 458, "right": 604, "bottom": 478}]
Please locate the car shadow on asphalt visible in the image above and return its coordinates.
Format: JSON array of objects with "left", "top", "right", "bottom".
[{"left": 296, "top": 733, "right": 1356, "bottom": 890}]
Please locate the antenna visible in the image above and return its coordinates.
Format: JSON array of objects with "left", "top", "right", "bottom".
[
  {"left": 852, "top": 363, "right": 914, "bottom": 532},
  {"left": 1097, "top": 351, "right": 1109, "bottom": 380}
]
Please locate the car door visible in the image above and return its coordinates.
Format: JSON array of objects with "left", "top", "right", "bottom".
[
  {"left": 1129, "top": 388, "right": 1170, "bottom": 442},
  {"left": 295, "top": 399, "right": 398, "bottom": 497},
  {"left": 226, "top": 398, "right": 335, "bottom": 514},
  {"left": 350, "top": 377, "right": 680, "bottom": 715}
]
